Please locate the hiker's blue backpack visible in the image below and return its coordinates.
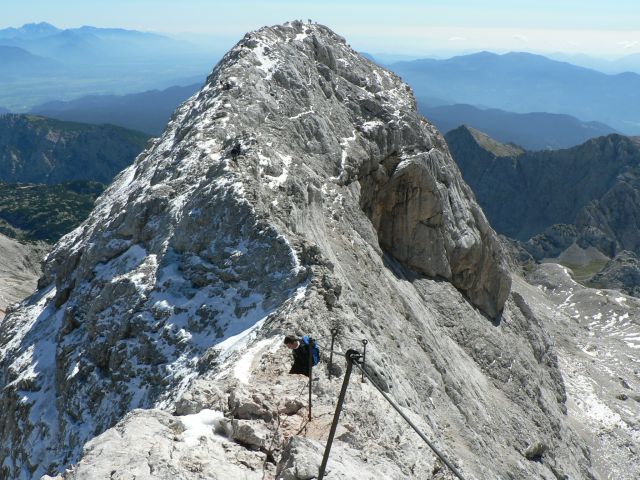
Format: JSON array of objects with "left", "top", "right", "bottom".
[{"left": 302, "top": 336, "right": 320, "bottom": 366}]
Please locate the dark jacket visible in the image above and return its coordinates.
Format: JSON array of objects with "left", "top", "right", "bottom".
[{"left": 289, "top": 340, "right": 312, "bottom": 376}]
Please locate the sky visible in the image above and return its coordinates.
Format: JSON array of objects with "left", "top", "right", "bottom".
[{"left": 3, "top": 0, "right": 640, "bottom": 58}]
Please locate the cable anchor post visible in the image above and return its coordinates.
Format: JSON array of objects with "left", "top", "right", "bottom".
[
  {"left": 328, "top": 328, "right": 338, "bottom": 378},
  {"left": 318, "top": 349, "right": 361, "bottom": 480},
  {"left": 361, "top": 339, "right": 368, "bottom": 383}
]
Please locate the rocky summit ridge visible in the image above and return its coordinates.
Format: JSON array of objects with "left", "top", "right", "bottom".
[{"left": 0, "top": 21, "right": 636, "bottom": 479}]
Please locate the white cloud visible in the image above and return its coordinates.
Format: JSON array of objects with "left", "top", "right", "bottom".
[
  {"left": 618, "top": 40, "right": 639, "bottom": 49},
  {"left": 448, "top": 36, "right": 467, "bottom": 42},
  {"left": 513, "top": 34, "right": 529, "bottom": 43}
]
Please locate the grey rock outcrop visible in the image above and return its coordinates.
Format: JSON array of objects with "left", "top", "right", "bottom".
[
  {"left": 0, "top": 20, "right": 621, "bottom": 480},
  {"left": 357, "top": 123, "right": 511, "bottom": 317},
  {"left": 0, "top": 233, "right": 47, "bottom": 318},
  {"left": 524, "top": 224, "right": 580, "bottom": 260},
  {"left": 576, "top": 172, "right": 640, "bottom": 254},
  {"left": 590, "top": 250, "right": 640, "bottom": 296},
  {"left": 45, "top": 409, "right": 269, "bottom": 480}
]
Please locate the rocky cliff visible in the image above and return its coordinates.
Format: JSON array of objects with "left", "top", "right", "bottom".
[
  {"left": 0, "top": 114, "right": 149, "bottom": 184},
  {"left": 0, "top": 233, "right": 46, "bottom": 318},
  {"left": 589, "top": 250, "right": 640, "bottom": 296},
  {"left": 0, "top": 21, "right": 629, "bottom": 480}
]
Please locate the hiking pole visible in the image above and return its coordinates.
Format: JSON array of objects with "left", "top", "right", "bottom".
[
  {"left": 308, "top": 337, "right": 315, "bottom": 422},
  {"left": 318, "top": 349, "right": 361, "bottom": 480}
]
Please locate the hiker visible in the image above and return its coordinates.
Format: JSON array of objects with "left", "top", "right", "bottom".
[{"left": 284, "top": 335, "right": 319, "bottom": 376}]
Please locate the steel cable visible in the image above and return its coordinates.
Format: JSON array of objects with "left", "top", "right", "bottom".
[{"left": 352, "top": 361, "right": 468, "bottom": 480}]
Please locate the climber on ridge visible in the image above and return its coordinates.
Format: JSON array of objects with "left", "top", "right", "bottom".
[{"left": 284, "top": 335, "right": 320, "bottom": 376}]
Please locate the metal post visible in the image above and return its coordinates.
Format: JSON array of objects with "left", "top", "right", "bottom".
[
  {"left": 361, "top": 339, "right": 368, "bottom": 383},
  {"left": 328, "top": 329, "right": 337, "bottom": 378},
  {"left": 318, "top": 349, "right": 360, "bottom": 480},
  {"left": 308, "top": 338, "right": 316, "bottom": 422}
]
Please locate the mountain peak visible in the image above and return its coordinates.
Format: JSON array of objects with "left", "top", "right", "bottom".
[
  {"left": 11, "top": 21, "right": 60, "bottom": 36},
  {"left": 448, "top": 125, "right": 525, "bottom": 157},
  {"left": 0, "top": 20, "right": 517, "bottom": 478},
  {"left": 21, "top": 21, "right": 58, "bottom": 29}
]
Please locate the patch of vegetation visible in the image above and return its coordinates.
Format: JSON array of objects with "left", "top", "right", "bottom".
[
  {"left": 559, "top": 259, "right": 610, "bottom": 284},
  {"left": 0, "top": 181, "right": 105, "bottom": 243}
]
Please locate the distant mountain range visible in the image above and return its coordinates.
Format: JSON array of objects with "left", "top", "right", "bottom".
[
  {"left": 390, "top": 51, "right": 640, "bottom": 134},
  {"left": 30, "top": 84, "right": 201, "bottom": 135},
  {"left": 0, "top": 22, "right": 216, "bottom": 110},
  {"left": 30, "top": 81, "right": 616, "bottom": 148},
  {"left": 445, "top": 125, "right": 640, "bottom": 242},
  {"left": 445, "top": 125, "right": 640, "bottom": 294},
  {"left": 3, "top": 21, "right": 639, "bottom": 140},
  {"left": 421, "top": 104, "right": 618, "bottom": 150},
  {"left": 25, "top": 79, "right": 618, "bottom": 149},
  {"left": 549, "top": 52, "right": 640, "bottom": 75},
  {"left": 0, "top": 114, "right": 148, "bottom": 184},
  {"left": 0, "top": 21, "right": 60, "bottom": 40},
  {"left": 0, "top": 22, "right": 207, "bottom": 66}
]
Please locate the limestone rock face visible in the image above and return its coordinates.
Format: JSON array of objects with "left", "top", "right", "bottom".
[
  {"left": 0, "top": 233, "right": 47, "bottom": 318},
  {"left": 446, "top": 126, "right": 640, "bottom": 293},
  {"left": 524, "top": 224, "right": 580, "bottom": 260},
  {"left": 359, "top": 133, "right": 511, "bottom": 318},
  {"left": 46, "top": 409, "right": 268, "bottom": 480},
  {"left": 0, "top": 21, "right": 614, "bottom": 480},
  {"left": 576, "top": 173, "right": 640, "bottom": 254}
]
